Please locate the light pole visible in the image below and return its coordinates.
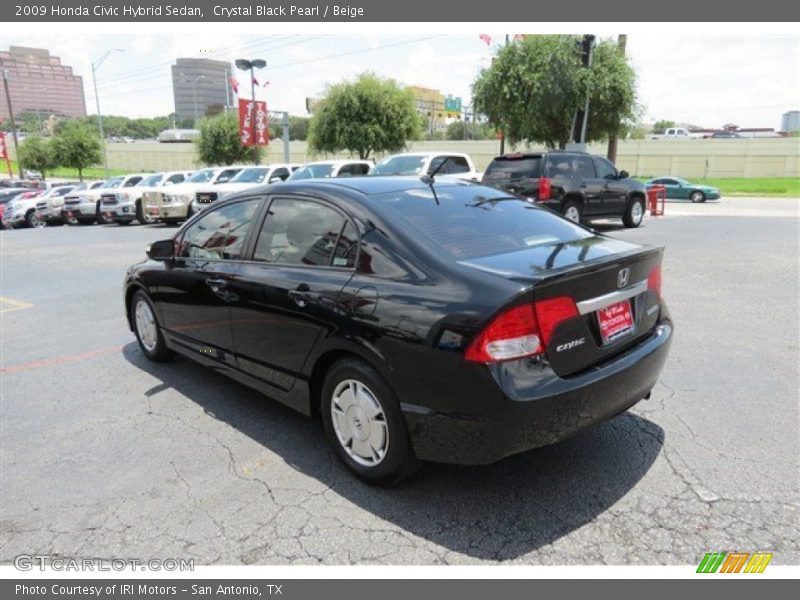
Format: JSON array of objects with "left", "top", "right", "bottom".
[
  {"left": 92, "top": 48, "right": 124, "bottom": 178},
  {"left": 235, "top": 58, "right": 266, "bottom": 163},
  {"left": 1, "top": 66, "right": 21, "bottom": 177}
]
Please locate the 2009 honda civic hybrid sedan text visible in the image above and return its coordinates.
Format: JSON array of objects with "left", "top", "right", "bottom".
[{"left": 124, "top": 176, "right": 673, "bottom": 485}]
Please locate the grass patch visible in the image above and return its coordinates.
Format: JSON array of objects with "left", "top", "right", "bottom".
[
  {"left": 4, "top": 161, "right": 131, "bottom": 181},
  {"left": 637, "top": 177, "right": 799, "bottom": 197}
]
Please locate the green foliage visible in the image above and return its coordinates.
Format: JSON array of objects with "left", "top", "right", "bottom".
[
  {"left": 308, "top": 73, "right": 423, "bottom": 159},
  {"left": 17, "top": 136, "right": 58, "bottom": 179},
  {"left": 651, "top": 119, "right": 676, "bottom": 134},
  {"left": 445, "top": 120, "right": 497, "bottom": 140},
  {"left": 51, "top": 114, "right": 178, "bottom": 139},
  {"left": 473, "top": 35, "right": 638, "bottom": 149},
  {"left": 196, "top": 111, "right": 262, "bottom": 166},
  {"left": 50, "top": 122, "right": 102, "bottom": 181}
]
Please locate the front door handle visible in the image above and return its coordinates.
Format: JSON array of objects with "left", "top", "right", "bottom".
[
  {"left": 288, "top": 284, "right": 315, "bottom": 308},
  {"left": 205, "top": 277, "right": 228, "bottom": 290}
]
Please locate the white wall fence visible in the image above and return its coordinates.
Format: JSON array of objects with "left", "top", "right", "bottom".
[{"left": 10, "top": 137, "right": 800, "bottom": 179}]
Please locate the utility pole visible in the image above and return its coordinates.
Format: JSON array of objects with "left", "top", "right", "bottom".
[
  {"left": 499, "top": 33, "right": 509, "bottom": 155},
  {"left": 2, "top": 67, "right": 21, "bottom": 177},
  {"left": 606, "top": 34, "right": 627, "bottom": 163},
  {"left": 578, "top": 35, "right": 596, "bottom": 145},
  {"left": 92, "top": 49, "right": 124, "bottom": 178}
]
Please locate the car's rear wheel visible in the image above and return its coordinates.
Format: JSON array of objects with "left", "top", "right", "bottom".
[
  {"left": 562, "top": 200, "right": 582, "bottom": 223},
  {"left": 623, "top": 197, "right": 645, "bottom": 228},
  {"left": 321, "top": 358, "right": 420, "bottom": 485},
  {"left": 130, "top": 290, "right": 174, "bottom": 362},
  {"left": 690, "top": 190, "right": 706, "bottom": 203}
]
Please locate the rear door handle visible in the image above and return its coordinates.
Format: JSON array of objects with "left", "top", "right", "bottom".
[{"left": 205, "top": 277, "right": 228, "bottom": 289}]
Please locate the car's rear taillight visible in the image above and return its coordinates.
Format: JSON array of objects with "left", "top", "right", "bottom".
[
  {"left": 647, "top": 264, "right": 662, "bottom": 298},
  {"left": 465, "top": 296, "right": 579, "bottom": 364},
  {"left": 464, "top": 304, "right": 542, "bottom": 363},
  {"left": 538, "top": 177, "right": 551, "bottom": 201},
  {"left": 534, "top": 296, "right": 579, "bottom": 346}
]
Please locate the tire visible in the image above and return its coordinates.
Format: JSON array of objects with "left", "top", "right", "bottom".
[
  {"left": 136, "top": 200, "right": 155, "bottom": 225},
  {"left": 623, "top": 196, "right": 646, "bottom": 228},
  {"left": 96, "top": 203, "right": 113, "bottom": 224},
  {"left": 690, "top": 190, "right": 706, "bottom": 203},
  {"left": 115, "top": 220, "right": 131, "bottom": 226},
  {"left": 130, "top": 290, "right": 174, "bottom": 362},
  {"left": 562, "top": 199, "right": 582, "bottom": 224},
  {"left": 64, "top": 212, "right": 78, "bottom": 225},
  {"left": 26, "top": 211, "right": 44, "bottom": 228},
  {"left": 321, "top": 358, "right": 420, "bottom": 485}
]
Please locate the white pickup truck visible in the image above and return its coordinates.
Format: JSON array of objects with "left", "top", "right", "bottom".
[
  {"left": 370, "top": 152, "right": 481, "bottom": 181},
  {"left": 650, "top": 127, "right": 703, "bottom": 140}
]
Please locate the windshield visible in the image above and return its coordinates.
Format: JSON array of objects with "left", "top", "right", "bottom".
[
  {"left": 374, "top": 185, "right": 592, "bottom": 260},
  {"left": 232, "top": 168, "right": 268, "bottom": 184},
  {"left": 104, "top": 177, "right": 124, "bottom": 189},
  {"left": 371, "top": 155, "right": 427, "bottom": 175},
  {"left": 91, "top": 181, "right": 106, "bottom": 189},
  {"left": 140, "top": 174, "right": 164, "bottom": 187},
  {"left": 483, "top": 157, "right": 542, "bottom": 181},
  {"left": 187, "top": 169, "right": 216, "bottom": 183},
  {"left": 289, "top": 164, "right": 335, "bottom": 180}
]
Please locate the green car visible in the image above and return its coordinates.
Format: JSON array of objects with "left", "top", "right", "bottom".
[{"left": 645, "top": 176, "right": 721, "bottom": 203}]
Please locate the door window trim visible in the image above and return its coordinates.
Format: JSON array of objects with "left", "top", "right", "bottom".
[{"left": 175, "top": 195, "right": 265, "bottom": 264}]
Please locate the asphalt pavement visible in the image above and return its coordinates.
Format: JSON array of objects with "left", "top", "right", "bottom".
[{"left": 1, "top": 196, "right": 798, "bottom": 565}]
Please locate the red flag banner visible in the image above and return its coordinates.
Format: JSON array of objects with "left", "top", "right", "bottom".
[
  {"left": 0, "top": 131, "right": 8, "bottom": 160},
  {"left": 479, "top": 34, "right": 492, "bottom": 46},
  {"left": 238, "top": 98, "right": 269, "bottom": 147},
  {"left": 229, "top": 76, "right": 240, "bottom": 94}
]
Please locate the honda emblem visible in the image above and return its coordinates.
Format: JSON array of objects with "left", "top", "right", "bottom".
[{"left": 617, "top": 268, "right": 630, "bottom": 288}]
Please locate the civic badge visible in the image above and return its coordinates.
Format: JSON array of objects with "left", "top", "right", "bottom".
[{"left": 617, "top": 268, "right": 630, "bottom": 288}]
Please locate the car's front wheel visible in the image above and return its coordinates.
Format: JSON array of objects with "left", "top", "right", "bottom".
[
  {"left": 130, "top": 290, "right": 174, "bottom": 362},
  {"left": 321, "top": 358, "right": 420, "bottom": 485},
  {"left": 136, "top": 200, "right": 155, "bottom": 224},
  {"left": 26, "top": 211, "right": 44, "bottom": 228},
  {"left": 690, "top": 190, "right": 706, "bottom": 203},
  {"left": 562, "top": 199, "right": 582, "bottom": 224},
  {"left": 623, "top": 197, "right": 645, "bottom": 228}
]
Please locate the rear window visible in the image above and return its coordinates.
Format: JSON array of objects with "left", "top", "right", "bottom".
[
  {"left": 483, "top": 157, "right": 542, "bottom": 181},
  {"left": 375, "top": 185, "right": 592, "bottom": 260}
]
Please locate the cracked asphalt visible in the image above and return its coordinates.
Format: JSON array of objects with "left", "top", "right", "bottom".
[{"left": 1, "top": 196, "right": 798, "bottom": 565}]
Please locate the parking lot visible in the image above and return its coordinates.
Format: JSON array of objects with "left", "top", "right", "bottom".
[{"left": 1, "top": 196, "right": 798, "bottom": 565}]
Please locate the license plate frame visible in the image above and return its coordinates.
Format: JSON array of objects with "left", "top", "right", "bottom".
[{"left": 597, "top": 299, "right": 635, "bottom": 345}]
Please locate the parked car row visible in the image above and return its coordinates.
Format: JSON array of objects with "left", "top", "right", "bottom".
[{"left": 1, "top": 151, "right": 482, "bottom": 229}]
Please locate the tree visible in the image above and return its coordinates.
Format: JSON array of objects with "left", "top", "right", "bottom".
[
  {"left": 196, "top": 111, "right": 261, "bottom": 166},
  {"left": 446, "top": 120, "right": 496, "bottom": 141},
  {"left": 308, "top": 73, "right": 423, "bottom": 159},
  {"left": 17, "top": 136, "right": 58, "bottom": 180},
  {"left": 51, "top": 122, "right": 102, "bottom": 181},
  {"left": 473, "top": 35, "right": 638, "bottom": 149},
  {"left": 651, "top": 119, "right": 676, "bottom": 134}
]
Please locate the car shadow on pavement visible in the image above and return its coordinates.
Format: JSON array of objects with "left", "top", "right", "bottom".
[{"left": 123, "top": 342, "right": 664, "bottom": 561}]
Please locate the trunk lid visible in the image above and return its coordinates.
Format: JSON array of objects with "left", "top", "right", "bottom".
[{"left": 462, "top": 237, "right": 664, "bottom": 377}]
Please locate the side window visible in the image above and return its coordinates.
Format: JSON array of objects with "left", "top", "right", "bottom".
[
  {"left": 428, "top": 156, "right": 447, "bottom": 174},
  {"left": 253, "top": 199, "right": 352, "bottom": 267},
  {"left": 353, "top": 163, "right": 371, "bottom": 175},
  {"left": 124, "top": 177, "right": 142, "bottom": 187},
  {"left": 448, "top": 156, "right": 470, "bottom": 174},
  {"left": 167, "top": 174, "right": 185, "bottom": 184},
  {"left": 177, "top": 199, "right": 259, "bottom": 260},
  {"left": 572, "top": 156, "right": 596, "bottom": 179},
  {"left": 333, "top": 221, "right": 359, "bottom": 268},
  {"left": 216, "top": 169, "right": 239, "bottom": 184},
  {"left": 593, "top": 157, "right": 617, "bottom": 179}
]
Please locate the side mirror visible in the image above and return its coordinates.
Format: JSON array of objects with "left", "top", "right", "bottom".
[
  {"left": 147, "top": 239, "right": 174, "bottom": 261},
  {"left": 618, "top": 170, "right": 629, "bottom": 179},
  {"left": 164, "top": 181, "right": 174, "bottom": 186},
  {"left": 268, "top": 176, "right": 282, "bottom": 184}
]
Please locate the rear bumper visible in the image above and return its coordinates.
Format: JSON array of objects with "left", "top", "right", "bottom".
[{"left": 403, "top": 319, "right": 673, "bottom": 465}]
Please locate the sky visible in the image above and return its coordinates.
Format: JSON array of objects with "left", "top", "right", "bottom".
[{"left": 2, "top": 33, "right": 799, "bottom": 129}]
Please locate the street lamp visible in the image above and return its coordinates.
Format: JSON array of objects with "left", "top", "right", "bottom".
[
  {"left": 92, "top": 48, "right": 124, "bottom": 178},
  {"left": 235, "top": 58, "right": 266, "bottom": 161}
]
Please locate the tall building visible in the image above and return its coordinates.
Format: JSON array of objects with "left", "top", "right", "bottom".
[
  {"left": 171, "top": 58, "right": 233, "bottom": 123},
  {"left": 781, "top": 110, "right": 799, "bottom": 132},
  {"left": 0, "top": 46, "right": 86, "bottom": 121}
]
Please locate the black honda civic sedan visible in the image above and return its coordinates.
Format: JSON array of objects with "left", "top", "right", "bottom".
[{"left": 124, "top": 176, "right": 673, "bottom": 484}]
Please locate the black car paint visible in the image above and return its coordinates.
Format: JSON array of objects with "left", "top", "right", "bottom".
[
  {"left": 481, "top": 151, "right": 647, "bottom": 220},
  {"left": 124, "top": 177, "right": 672, "bottom": 465}
]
